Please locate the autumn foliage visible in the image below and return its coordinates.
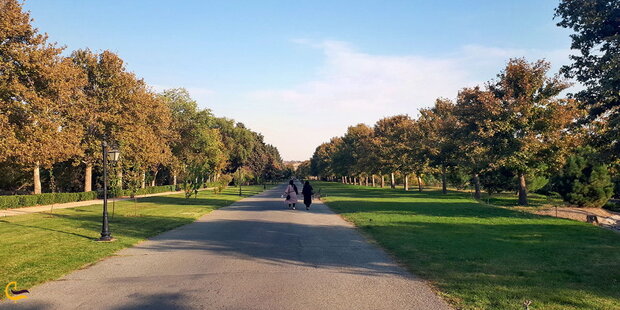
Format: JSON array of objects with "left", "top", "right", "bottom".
[{"left": 0, "top": 0, "right": 284, "bottom": 196}]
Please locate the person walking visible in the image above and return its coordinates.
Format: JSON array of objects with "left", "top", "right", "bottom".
[
  {"left": 302, "top": 181, "right": 314, "bottom": 210},
  {"left": 284, "top": 180, "right": 298, "bottom": 209}
]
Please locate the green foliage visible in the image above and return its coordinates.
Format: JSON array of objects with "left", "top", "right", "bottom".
[
  {"left": 553, "top": 150, "right": 614, "bottom": 208},
  {"left": 446, "top": 167, "right": 469, "bottom": 189},
  {"left": 117, "top": 185, "right": 177, "bottom": 198},
  {"left": 213, "top": 174, "right": 232, "bottom": 195},
  {"left": 479, "top": 167, "right": 515, "bottom": 194},
  {"left": 0, "top": 191, "right": 98, "bottom": 209},
  {"left": 527, "top": 175, "right": 549, "bottom": 193},
  {"left": 556, "top": 0, "right": 620, "bottom": 161},
  {"left": 0, "top": 196, "right": 19, "bottom": 209}
]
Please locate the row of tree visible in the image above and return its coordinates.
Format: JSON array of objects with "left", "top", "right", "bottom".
[
  {"left": 306, "top": 62, "right": 617, "bottom": 206},
  {"left": 0, "top": 0, "right": 284, "bottom": 195},
  {"left": 306, "top": 1, "right": 620, "bottom": 208}
]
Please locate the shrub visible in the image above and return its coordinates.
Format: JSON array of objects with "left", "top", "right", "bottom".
[
  {"left": 0, "top": 191, "right": 99, "bottom": 210},
  {"left": 446, "top": 167, "right": 470, "bottom": 190},
  {"left": 116, "top": 185, "right": 177, "bottom": 198},
  {"left": 480, "top": 167, "right": 515, "bottom": 194},
  {"left": 0, "top": 196, "right": 20, "bottom": 209},
  {"left": 19, "top": 195, "right": 39, "bottom": 207},
  {"left": 36, "top": 193, "right": 57, "bottom": 205},
  {"left": 528, "top": 175, "right": 550, "bottom": 193},
  {"left": 553, "top": 149, "right": 614, "bottom": 208},
  {"left": 78, "top": 191, "right": 97, "bottom": 201}
]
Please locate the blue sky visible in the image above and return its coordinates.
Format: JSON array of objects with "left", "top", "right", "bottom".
[{"left": 25, "top": 0, "right": 575, "bottom": 160}]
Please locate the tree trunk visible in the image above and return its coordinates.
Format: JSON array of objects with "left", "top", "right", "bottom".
[
  {"left": 151, "top": 170, "right": 158, "bottom": 187},
  {"left": 417, "top": 175, "right": 423, "bottom": 192},
  {"left": 33, "top": 162, "right": 42, "bottom": 194},
  {"left": 84, "top": 163, "right": 93, "bottom": 192},
  {"left": 372, "top": 175, "right": 376, "bottom": 187},
  {"left": 390, "top": 173, "right": 396, "bottom": 189},
  {"left": 365, "top": 176, "right": 369, "bottom": 186},
  {"left": 172, "top": 171, "right": 177, "bottom": 186},
  {"left": 116, "top": 167, "right": 123, "bottom": 190},
  {"left": 141, "top": 171, "right": 146, "bottom": 189},
  {"left": 404, "top": 174, "right": 409, "bottom": 191},
  {"left": 381, "top": 175, "right": 385, "bottom": 188},
  {"left": 342, "top": 176, "right": 345, "bottom": 184},
  {"left": 518, "top": 173, "right": 528, "bottom": 206},
  {"left": 473, "top": 173, "right": 481, "bottom": 199},
  {"left": 441, "top": 166, "right": 447, "bottom": 194}
]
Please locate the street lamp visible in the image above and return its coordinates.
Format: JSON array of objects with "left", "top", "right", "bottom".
[{"left": 97, "top": 140, "right": 119, "bottom": 242}]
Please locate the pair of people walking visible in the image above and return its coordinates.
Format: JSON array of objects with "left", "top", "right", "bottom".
[{"left": 284, "top": 179, "right": 313, "bottom": 210}]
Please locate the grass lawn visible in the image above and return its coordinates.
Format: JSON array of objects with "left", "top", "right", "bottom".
[
  {"left": 0, "top": 185, "right": 270, "bottom": 295},
  {"left": 316, "top": 181, "right": 620, "bottom": 310}
]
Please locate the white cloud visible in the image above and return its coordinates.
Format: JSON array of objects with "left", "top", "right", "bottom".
[{"left": 243, "top": 40, "right": 573, "bottom": 160}]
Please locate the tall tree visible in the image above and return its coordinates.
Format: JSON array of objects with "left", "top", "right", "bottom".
[
  {"left": 556, "top": 0, "right": 620, "bottom": 161},
  {"left": 487, "top": 59, "right": 578, "bottom": 205},
  {"left": 72, "top": 49, "right": 173, "bottom": 192},
  {"left": 374, "top": 115, "right": 415, "bottom": 190},
  {"left": 418, "top": 98, "right": 458, "bottom": 194},
  {"left": 454, "top": 87, "right": 497, "bottom": 199},
  {"left": 0, "top": 0, "right": 86, "bottom": 194}
]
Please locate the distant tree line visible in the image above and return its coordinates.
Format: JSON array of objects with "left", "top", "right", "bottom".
[
  {"left": 0, "top": 0, "right": 284, "bottom": 196},
  {"left": 306, "top": 0, "right": 619, "bottom": 208}
]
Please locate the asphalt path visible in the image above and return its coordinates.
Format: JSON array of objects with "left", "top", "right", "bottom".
[{"left": 4, "top": 183, "right": 450, "bottom": 309}]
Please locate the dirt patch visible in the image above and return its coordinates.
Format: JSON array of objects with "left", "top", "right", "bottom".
[{"left": 534, "top": 207, "right": 620, "bottom": 232}]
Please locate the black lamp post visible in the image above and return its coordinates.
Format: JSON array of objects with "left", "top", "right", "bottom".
[{"left": 98, "top": 139, "right": 120, "bottom": 242}]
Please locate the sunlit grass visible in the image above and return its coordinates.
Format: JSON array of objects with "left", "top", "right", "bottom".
[{"left": 317, "top": 182, "right": 620, "bottom": 310}]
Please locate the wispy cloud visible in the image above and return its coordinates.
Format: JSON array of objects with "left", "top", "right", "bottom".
[{"left": 243, "top": 40, "right": 574, "bottom": 160}]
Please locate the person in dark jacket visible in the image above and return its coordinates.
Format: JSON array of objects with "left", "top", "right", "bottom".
[{"left": 301, "top": 181, "right": 314, "bottom": 210}]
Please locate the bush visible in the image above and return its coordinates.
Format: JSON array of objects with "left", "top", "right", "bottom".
[
  {"left": 19, "top": 195, "right": 39, "bottom": 207},
  {"left": 528, "top": 175, "right": 550, "bottom": 193},
  {"left": 0, "top": 195, "right": 19, "bottom": 209},
  {"left": 480, "top": 167, "right": 515, "bottom": 194},
  {"left": 78, "top": 191, "right": 97, "bottom": 201},
  {"left": 0, "top": 191, "right": 98, "bottom": 210},
  {"left": 446, "top": 167, "right": 470, "bottom": 190},
  {"left": 116, "top": 185, "right": 177, "bottom": 198},
  {"left": 553, "top": 149, "right": 614, "bottom": 208},
  {"left": 37, "top": 193, "right": 57, "bottom": 205}
]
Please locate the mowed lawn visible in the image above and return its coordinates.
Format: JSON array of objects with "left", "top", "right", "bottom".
[
  {"left": 316, "top": 182, "right": 620, "bottom": 310},
  {"left": 0, "top": 185, "right": 270, "bottom": 295}
]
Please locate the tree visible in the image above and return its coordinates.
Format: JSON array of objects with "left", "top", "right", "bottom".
[
  {"left": 0, "top": 0, "right": 86, "bottom": 194},
  {"left": 553, "top": 147, "right": 614, "bottom": 208},
  {"left": 487, "top": 58, "right": 578, "bottom": 205},
  {"left": 418, "top": 98, "right": 458, "bottom": 194},
  {"left": 332, "top": 124, "right": 373, "bottom": 184},
  {"left": 454, "top": 59, "right": 579, "bottom": 204},
  {"left": 556, "top": 0, "right": 620, "bottom": 161},
  {"left": 453, "top": 87, "right": 496, "bottom": 199},
  {"left": 161, "top": 88, "right": 224, "bottom": 188},
  {"left": 374, "top": 115, "right": 416, "bottom": 190},
  {"left": 310, "top": 137, "right": 342, "bottom": 180}
]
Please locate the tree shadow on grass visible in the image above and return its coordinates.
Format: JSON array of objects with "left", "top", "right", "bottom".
[
  {"left": 326, "top": 199, "right": 542, "bottom": 219},
  {"left": 0, "top": 219, "right": 94, "bottom": 239},
  {"left": 40, "top": 212, "right": 197, "bottom": 241},
  {"left": 358, "top": 220, "right": 620, "bottom": 308}
]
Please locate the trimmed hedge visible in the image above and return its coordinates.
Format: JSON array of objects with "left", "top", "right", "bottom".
[
  {"left": 0, "top": 191, "right": 98, "bottom": 210},
  {"left": 116, "top": 185, "right": 179, "bottom": 198}
]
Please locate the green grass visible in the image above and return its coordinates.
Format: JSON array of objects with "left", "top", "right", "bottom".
[
  {"left": 0, "top": 185, "right": 270, "bottom": 295},
  {"left": 317, "top": 182, "right": 620, "bottom": 310}
]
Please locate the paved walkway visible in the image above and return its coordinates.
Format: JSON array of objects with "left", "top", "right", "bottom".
[
  {"left": 0, "top": 189, "right": 211, "bottom": 218},
  {"left": 3, "top": 183, "right": 450, "bottom": 310}
]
